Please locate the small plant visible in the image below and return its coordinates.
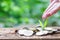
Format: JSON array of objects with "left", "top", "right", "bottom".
[{"left": 39, "top": 19, "right": 48, "bottom": 30}]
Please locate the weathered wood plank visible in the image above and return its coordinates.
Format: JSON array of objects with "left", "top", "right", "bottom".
[{"left": 0, "top": 27, "right": 60, "bottom": 40}]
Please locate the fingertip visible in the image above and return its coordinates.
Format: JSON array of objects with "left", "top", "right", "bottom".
[
  {"left": 42, "top": 13, "right": 51, "bottom": 19},
  {"left": 42, "top": 14, "right": 47, "bottom": 19}
]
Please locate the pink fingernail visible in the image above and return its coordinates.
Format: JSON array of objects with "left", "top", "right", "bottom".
[{"left": 42, "top": 14, "right": 47, "bottom": 19}]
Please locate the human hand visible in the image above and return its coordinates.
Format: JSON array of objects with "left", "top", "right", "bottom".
[{"left": 42, "top": 0, "right": 60, "bottom": 19}]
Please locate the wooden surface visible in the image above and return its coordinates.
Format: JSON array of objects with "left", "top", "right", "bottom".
[{"left": 0, "top": 27, "right": 60, "bottom": 40}]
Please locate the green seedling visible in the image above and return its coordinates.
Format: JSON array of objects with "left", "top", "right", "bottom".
[{"left": 39, "top": 19, "right": 48, "bottom": 30}]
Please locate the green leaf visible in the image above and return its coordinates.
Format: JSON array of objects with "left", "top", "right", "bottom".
[
  {"left": 44, "top": 19, "right": 48, "bottom": 28},
  {"left": 39, "top": 20, "right": 43, "bottom": 28}
]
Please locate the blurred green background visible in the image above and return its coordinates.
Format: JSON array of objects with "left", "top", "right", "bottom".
[{"left": 0, "top": 0, "right": 60, "bottom": 27}]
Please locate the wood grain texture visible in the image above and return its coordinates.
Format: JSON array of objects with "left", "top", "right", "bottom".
[{"left": 0, "top": 26, "right": 60, "bottom": 40}]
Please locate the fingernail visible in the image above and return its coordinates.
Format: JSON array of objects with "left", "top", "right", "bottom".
[{"left": 42, "top": 14, "right": 47, "bottom": 19}]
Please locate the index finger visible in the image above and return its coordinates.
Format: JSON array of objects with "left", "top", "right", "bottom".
[{"left": 50, "top": 0, "right": 54, "bottom": 3}]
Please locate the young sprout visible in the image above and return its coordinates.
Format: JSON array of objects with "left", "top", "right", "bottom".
[
  {"left": 44, "top": 19, "right": 48, "bottom": 28},
  {"left": 39, "top": 20, "right": 43, "bottom": 30},
  {"left": 39, "top": 19, "right": 48, "bottom": 30}
]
